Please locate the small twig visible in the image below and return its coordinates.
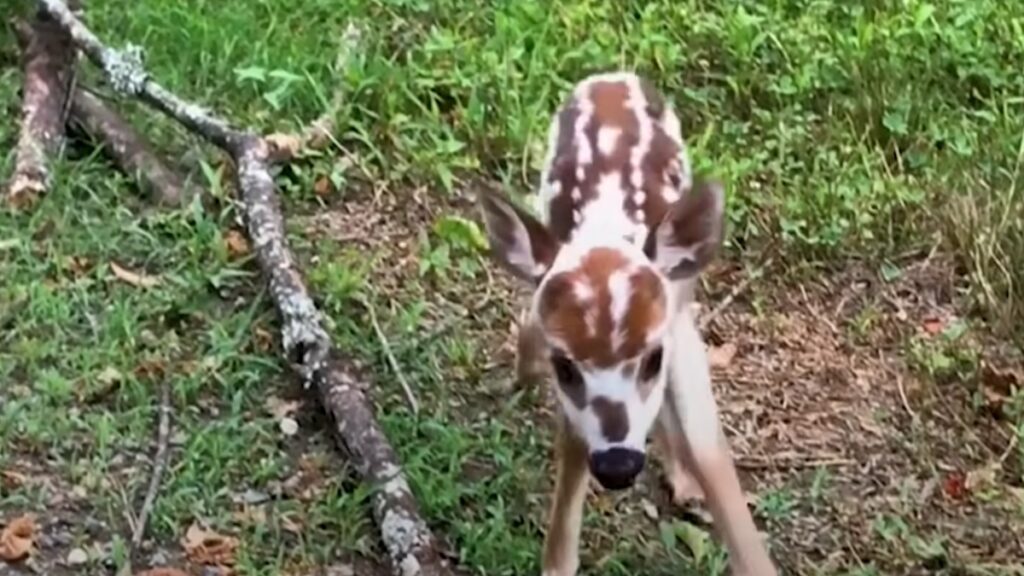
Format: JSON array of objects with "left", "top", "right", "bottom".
[
  {"left": 132, "top": 379, "right": 172, "bottom": 549},
  {"left": 699, "top": 258, "right": 772, "bottom": 331},
  {"left": 736, "top": 455, "right": 855, "bottom": 471},
  {"left": 895, "top": 372, "right": 918, "bottom": 421},
  {"left": 363, "top": 297, "right": 420, "bottom": 415},
  {"left": 998, "top": 428, "right": 1019, "bottom": 466}
]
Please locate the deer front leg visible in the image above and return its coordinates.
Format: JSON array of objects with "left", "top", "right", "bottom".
[
  {"left": 665, "top": 311, "right": 777, "bottom": 576},
  {"left": 654, "top": 408, "right": 704, "bottom": 505},
  {"left": 542, "top": 417, "right": 588, "bottom": 576}
]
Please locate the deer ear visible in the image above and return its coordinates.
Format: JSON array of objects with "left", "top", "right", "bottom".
[
  {"left": 644, "top": 178, "right": 726, "bottom": 280},
  {"left": 478, "top": 188, "right": 560, "bottom": 284}
]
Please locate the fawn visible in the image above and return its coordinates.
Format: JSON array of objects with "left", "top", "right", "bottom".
[{"left": 477, "top": 72, "right": 777, "bottom": 576}]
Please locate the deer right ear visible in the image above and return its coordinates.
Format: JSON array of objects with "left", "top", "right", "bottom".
[{"left": 478, "top": 189, "right": 560, "bottom": 284}]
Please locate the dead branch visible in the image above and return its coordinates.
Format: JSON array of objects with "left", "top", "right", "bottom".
[
  {"left": 132, "top": 379, "right": 172, "bottom": 550},
  {"left": 6, "top": 3, "right": 79, "bottom": 207},
  {"left": 69, "top": 87, "right": 197, "bottom": 206},
  {"left": 35, "top": 2, "right": 453, "bottom": 573}
]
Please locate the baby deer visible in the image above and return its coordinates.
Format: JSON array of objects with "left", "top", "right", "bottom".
[{"left": 477, "top": 72, "right": 777, "bottom": 576}]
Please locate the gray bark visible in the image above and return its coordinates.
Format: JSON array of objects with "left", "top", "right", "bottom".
[
  {"left": 69, "top": 88, "right": 197, "bottom": 206},
  {"left": 34, "top": 1, "right": 454, "bottom": 574},
  {"left": 5, "top": 3, "right": 79, "bottom": 206}
]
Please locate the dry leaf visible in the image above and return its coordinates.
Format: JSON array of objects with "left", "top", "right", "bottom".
[
  {"left": 224, "top": 230, "right": 250, "bottom": 259},
  {"left": 110, "top": 262, "right": 160, "bottom": 288},
  {"left": 252, "top": 326, "right": 274, "bottom": 352},
  {"left": 281, "top": 514, "right": 303, "bottom": 535},
  {"left": 232, "top": 505, "right": 267, "bottom": 526},
  {"left": 0, "top": 514, "right": 36, "bottom": 561},
  {"left": 264, "top": 396, "right": 301, "bottom": 420},
  {"left": 66, "top": 255, "right": 92, "bottom": 277},
  {"left": 965, "top": 464, "right": 999, "bottom": 493},
  {"left": 708, "top": 342, "right": 737, "bottom": 368},
  {"left": 313, "top": 175, "right": 334, "bottom": 197},
  {"left": 942, "top": 471, "right": 967, "bottom": 500},
  {"left": 279, "top": 417, "right": 299, "bottom": 436},
  {"left": 921, "top": 316, "right": 945, "bottom": 335},
  {"left": 182, "top": 522, "right": 238, "bottom": 568},
  {"left": 136, "top": 568, "right": 191, "bottom": 576},
  {"left": 264, "top": 133, "right": 303, "bottom": 161},
  {"left": 1, "top": 471, "right": 28, "bottom": 490}
]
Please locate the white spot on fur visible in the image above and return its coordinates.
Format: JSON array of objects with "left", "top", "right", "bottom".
[
  {"left": 663, "top": 108, "right": 683, "bottom": 142},
  {"left": 608, "top": 269, "right": 633, "bottom": 327},
  {"left": 633, "top": 191, "right": 646, "bottom": 206},
  {"left": 627, "top": 76, "right": 652, "bottom": 191},
  {"left": 635, "top": 209, "right": 645, "bottom": 222},
  {"left": 571, "top": 187, "right": 582, "bottom": 202},
  {"left": 597, "top": 126, "right": 621, "bottom": 157},
  {"left": 576, "top": 165, "right": 586, "bottom": 182},
  {"left": 574, "top": 279, "right": 594, "bottom": 303},
  {"left": 662, "top": 185, "right": 680, "bottom": 203}
]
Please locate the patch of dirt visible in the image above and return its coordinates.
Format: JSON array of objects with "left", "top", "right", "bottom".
[{"left": 702, "top": 258, "right": 1023, "bottom": 574}]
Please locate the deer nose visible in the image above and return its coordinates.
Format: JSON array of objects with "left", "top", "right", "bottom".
[{"left": 589, "top": 448, "right": 645, "bottom": 490}]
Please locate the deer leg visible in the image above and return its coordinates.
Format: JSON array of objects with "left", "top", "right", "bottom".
[
  {"left": 664, "top": 310, "right": 777, "bottom": 576},
  {"left": 654, "top": 407, "right": 704, "bottom": 505},
  {"left": 542, "top": 417, "right": 588, "bottom": 576}
]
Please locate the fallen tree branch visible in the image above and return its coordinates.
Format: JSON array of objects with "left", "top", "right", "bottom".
[
  {"left": 5, "top": 4, "right": 79, "bottom": 207},
  {"left": 35, "top": 2, "right": 452, "bottom": 574},
  {"left": 69, "top": 87, "right": 197, "bottom": 206},
  {"left": 132, "top": 379, "right": 173, "bottom": 550}
]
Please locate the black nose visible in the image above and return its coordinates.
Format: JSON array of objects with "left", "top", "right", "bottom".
[{"left": 589, "top": 448, "right": 645, "bottom": 490}]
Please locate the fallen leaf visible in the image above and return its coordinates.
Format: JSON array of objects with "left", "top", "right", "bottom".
[
  {"left": 921, "top": 316, "right": 945, "bottom": 335},
  {"left": 134, "top": 359, "right": 167, "bottom": 380},
  {"left": 1, "top": 471, "right": 28, "bottom": 490},
  {"left": 224, "top": 230, "right": 250, "bottom": 259},
  {"left": 182, "top": 522, "right": 238, "bottom": 569},
  {"left": 110, "top": 262, "right": 160, "bottom": 288},
  {"left": 640, "top": 498, "right": 659, "bottom": 521},
  {"left": 66, "top": 255, "right": 92, "bottom": 277},
  {"left": 965, "top": 464, "right": 999, "bottom": 493},
  {"left": 281, "top": 514, "right": 303, "bottom": 535},
  {"left": 980, "top": 362, "right": 1020, "bottom": 396},
  {"left": 942, "top": 471, "right": 967, "bottom": 500},
  {"left": 0, "top": 514, "right": 36, "bottom": 562},
  {"left": 66, "top": 547, "right": 88, "bottom": 565},
  {"left": 231, "top": 505, "right": 267, "bottom": 526},
  {"left": 264, "top": 133, "right": 302, "bottom": 161},
  {"left": 708, "top": 342, "right": 737, "bottom": 368},
  {"left": 252, "top": 326, "right": 274, "bottom": 352},
  {"left": 313, "top": 175, "right": 334, "bottom": 197},
  {"left": 279, "top": 417, "right": 299, "bottom": 436},
  {"left": 264, "top": 396, "right": 301, "bottom": 420},
  {"left": 675, "top": 520, "right": 711, "bottom": 564},
  {"left": 97, "top": 366, "right": 124, "bottom": 386}
]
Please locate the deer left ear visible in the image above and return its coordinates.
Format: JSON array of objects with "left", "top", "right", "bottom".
[
  {"left": 644, "top": 178, "right": 726, "bottom": 280},
  {"left": 477, "top": 188, "right": 560, "bottom": 284}
]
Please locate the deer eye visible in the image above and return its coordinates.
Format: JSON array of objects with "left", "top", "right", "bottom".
[
  {"left": 551, "top": 354, "right": 583, "bottom": 388},
  {"left": 639, "top": 346, "right": 664, "bottom": 381}
]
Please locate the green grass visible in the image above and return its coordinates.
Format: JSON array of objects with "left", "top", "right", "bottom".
[{"left": 3, "top": 0, "right": 1024, "bottom": 574}]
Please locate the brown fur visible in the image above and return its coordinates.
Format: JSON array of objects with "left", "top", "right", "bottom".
[
  {"left": 538, "top": 248, "right": 666, "bottom": 369},
  {"left": 543, "top": 78, "right": 686, "bottom": 244}
]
